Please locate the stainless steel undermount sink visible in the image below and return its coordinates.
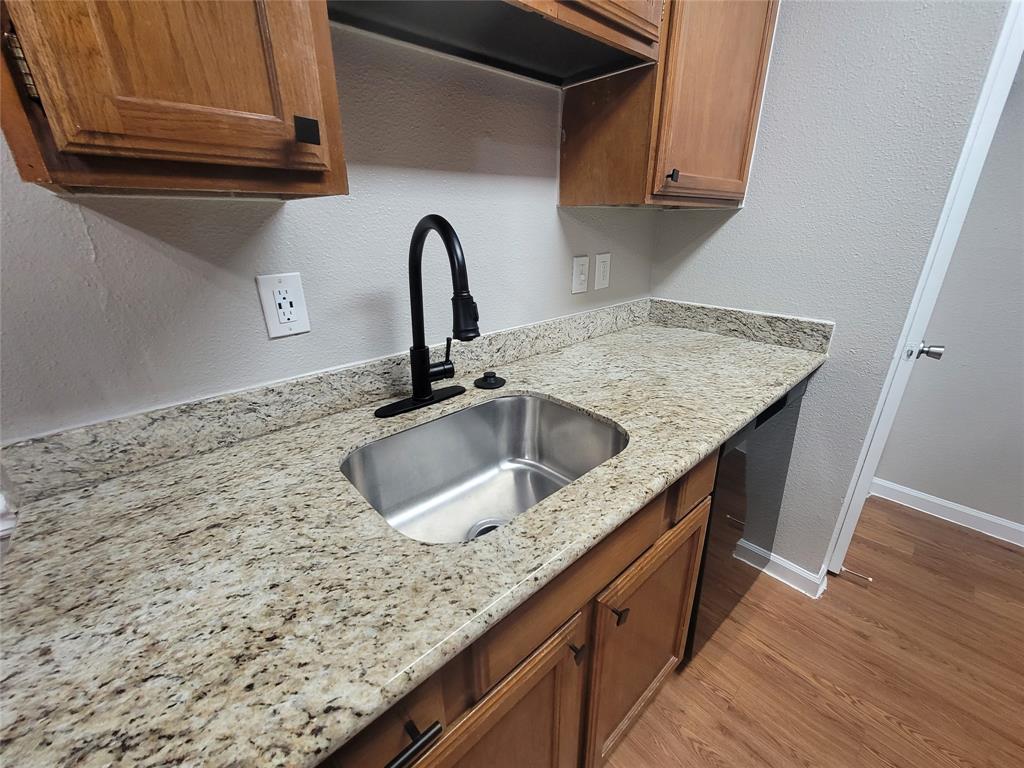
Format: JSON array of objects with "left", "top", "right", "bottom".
[{"left": 341, "top": 395, "right": 628, "bottom": 543}]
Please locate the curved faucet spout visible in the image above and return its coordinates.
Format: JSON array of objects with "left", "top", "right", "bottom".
[
  {"left": 409, "top": 214, "right": 480, "bottom": 348},
  {"left": 371, "top": 213, "right": 482, "bottom": 415}
]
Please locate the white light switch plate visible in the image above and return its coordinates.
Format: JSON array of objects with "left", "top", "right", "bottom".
[
  {"left": 256, "top": 272, "right": 311, "bottom": 338},
  {"left": 571, "top": 255, "right": 589, "bottom": 294},
  {"left": 594, "top": 252, "right": 611, "bottom": 290}
]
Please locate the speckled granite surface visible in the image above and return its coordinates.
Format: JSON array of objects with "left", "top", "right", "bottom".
[
  {"left": 650, "top": 299, "right": 833, "bottom": 354},
  {"left": 1, "top": 300, "right": 651, "bottom": 504},
  {"left": 0, "top": 319, "right": 828, "bottom": 768},
  {"left": 1, "top": 299, "right": 831, "bottom": 506}
]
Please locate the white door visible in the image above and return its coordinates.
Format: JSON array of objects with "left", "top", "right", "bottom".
[
  {"left": 873, "top": 59, "right": 1023, "bottom": 544},
  {"left": 826, "top": 5, "right": 1024, "bottom": 572}
]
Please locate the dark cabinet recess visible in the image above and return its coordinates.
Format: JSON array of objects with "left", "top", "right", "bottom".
[{"left": 327, "top": 1, "right": 660, "bottom": 87}]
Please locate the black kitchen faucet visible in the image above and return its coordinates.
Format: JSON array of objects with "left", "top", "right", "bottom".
[{"left": 375, "top": 214, "right": 480, "bottom": 418}]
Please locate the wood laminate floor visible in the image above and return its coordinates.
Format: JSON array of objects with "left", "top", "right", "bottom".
[{"left": 608, "top": 496, "right": 1024, "bottom": 768}]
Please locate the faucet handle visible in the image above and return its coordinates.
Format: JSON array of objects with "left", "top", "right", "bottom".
[{"left": 428, "top": 338, "right": 456, "bottom": 382}]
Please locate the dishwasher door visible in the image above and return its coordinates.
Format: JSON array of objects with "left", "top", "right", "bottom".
[{"left": 684, "top": 376, "right": 809, "bottom": 662}]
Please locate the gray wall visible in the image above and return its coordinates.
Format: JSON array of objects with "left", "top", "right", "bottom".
[
  {"left": 0, "top": 27, "right": 655, "bottom": 443},
  {"left": 651, "top": 0, "right": 1008, "bottom": 573},
  {"left": 0, "top": 4, "right": 1010, "bottom": 573},
  {"left": 877, "top": 59, "right": 1023, "bottom": 525}
]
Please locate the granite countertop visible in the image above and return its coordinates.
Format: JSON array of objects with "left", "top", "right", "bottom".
[{"left": 0, "top": 317, "right": 828, "bottom": 767}]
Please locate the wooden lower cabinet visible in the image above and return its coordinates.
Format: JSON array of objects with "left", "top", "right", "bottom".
[
  {"left": 584, "top": 497, "right": 710, "bottom": 766},
  {"left": 418, "top": 613, "right": 587, "bottom": 768},
  {"left": 324, "top": 452, "right": 718, "bottom": 768}
]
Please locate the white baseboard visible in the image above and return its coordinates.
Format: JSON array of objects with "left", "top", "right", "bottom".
[
  {"left": 870, "top": 478, "right": 1024, "bottom": 547},
  {"left": 733, "top": 539, "right": 828, "bottom": 599}
]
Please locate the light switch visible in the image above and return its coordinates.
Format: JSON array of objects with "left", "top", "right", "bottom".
[
  {"left": 571, "top": 255, "right": 589, "bottom": 294},
  {"left": 594, "top": 252, "right": 611, "bottom": 290}
]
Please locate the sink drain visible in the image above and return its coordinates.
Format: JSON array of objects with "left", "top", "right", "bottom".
[{"left": 467, "top": 518, "right": 507, "bottom": 540}]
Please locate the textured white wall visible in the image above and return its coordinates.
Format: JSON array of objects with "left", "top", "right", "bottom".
[
  {"left": 1, "top": 5, "right": 1010, "bottom": 575},
  {"left": 877, "top": 59, "right": 1023, "bottom": 525},
  {"left": 651, "top": 0, "right": 1008, "bottom": 572},
  {"left": 0, "top": 27, "right": 654, "bottom": 442}
]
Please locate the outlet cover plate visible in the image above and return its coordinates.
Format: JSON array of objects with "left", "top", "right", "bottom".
[
  {"left": 571, "top": 255, "right": 589, "bottom": 294},
  {"left": 594, "top": 252, "right": 611, "bottom": 290},
  {"left": 256, "top": 272, "right": 310, "bottom": 338}
]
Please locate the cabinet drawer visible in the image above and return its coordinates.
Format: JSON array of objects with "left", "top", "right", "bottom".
[
  {"left": 584, "top": 497, "right": 710, "bottom": 766},
  {"left": 327, "top": 672, "right": 447, "bottom": 767},
  {"left": 671, "top": 450, "right": 718, "bottom": 525},
  {"left": 417, "top": 613, "right": 587, "bottom": 768}
]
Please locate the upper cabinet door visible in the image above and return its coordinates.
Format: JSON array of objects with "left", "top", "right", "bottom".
[
  {"left": 653, "top": 0, "right": 778, "bottom": 199},
  {"left": 6, "top": 0, "right": 334, "bottom": 172}
]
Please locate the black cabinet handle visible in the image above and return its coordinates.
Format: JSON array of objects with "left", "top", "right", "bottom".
[
  {"left": 568, "top": 643, "right": 586, "bottom": 666},
  {"left": 666, "top": 168, "right": 680, "bottom": 182},
  {"left": 610, "top": 607, "right": 630, "bottom": 626},
  {"left": 294, "top": 114, "right": 321, "bottom": 145},
  {"left": 384, "top": 720, "right": 442, "bottom": 768}
]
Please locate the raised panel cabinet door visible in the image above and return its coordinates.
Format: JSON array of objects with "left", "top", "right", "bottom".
[
  {"left": 653, "top": 0, "right": 778, "bottom": 199},
  {"left": 6, "top": 0, "right": 336, "bottom": 171},
  {"left": 584, "top": 497, "right": 710, "bottom": 767},
  {"left": 417, "top": 612, "right": 587, "bottom": 768}
]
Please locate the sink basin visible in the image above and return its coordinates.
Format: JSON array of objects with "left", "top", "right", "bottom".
[{"left": 341, "top": 395, "right": 628, "bottom": 543}]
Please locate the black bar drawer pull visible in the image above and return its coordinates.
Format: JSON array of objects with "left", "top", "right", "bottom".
[
  {"left": 384, "top": 720, "right": 442, "bottom": 768},
  {"left": 610, "top": 606, "right": 630, "bottom": 626}
]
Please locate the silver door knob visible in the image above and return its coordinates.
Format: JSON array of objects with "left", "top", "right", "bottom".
[{"left": 916, "top": 342, "right": 945, "bottom": 360}]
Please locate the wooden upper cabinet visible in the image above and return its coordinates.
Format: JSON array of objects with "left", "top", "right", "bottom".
[
  {"left": 587, "top": 0, "right": 663, "bottom": 43},
  {"left": 559, "top": 0, "right": 778, "bottom": 208},
  {"left": 512, "top": 0, "right": 664, "bottom": 61},
  {"left": 1, "top": 0, "right": 347, "bottom": 197},
  {"left": 652, "top": 0, "right": 777, "bottom": 199}
]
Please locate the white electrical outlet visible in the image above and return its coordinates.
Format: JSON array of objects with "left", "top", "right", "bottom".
[
  {"left": 274, "top": 287, "right": 297, "bottom": 323},
  {"left": 594, "top": 252, "right": 611, "bottom": 290},
  {"left": 571, "top": 255, "right": 589, "bottom": 294},
  {"left": 256, "top": 273, "right": 310, "bottom": 339}
]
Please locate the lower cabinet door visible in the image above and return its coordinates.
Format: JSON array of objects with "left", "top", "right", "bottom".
[
  {"left": 417, "top": 612, "right": 587, "bottom": 768},
  {"left": 584, "top": 497, "right": 711, "bottom": 766}
]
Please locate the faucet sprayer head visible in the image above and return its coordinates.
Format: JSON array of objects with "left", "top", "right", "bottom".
[{"left": 452, "top": 292, "right": 480, "bottom": 341}]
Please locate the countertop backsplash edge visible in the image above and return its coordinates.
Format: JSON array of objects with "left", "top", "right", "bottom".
[
  {"left": 1, "top": 298, "right": 833, "bottom": 503},
  {"left": 649, "top": 297, "right": 834, "bottom": 354},
  {"left": 0, "top": 299, "right": 652, "bottom": 502}
]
